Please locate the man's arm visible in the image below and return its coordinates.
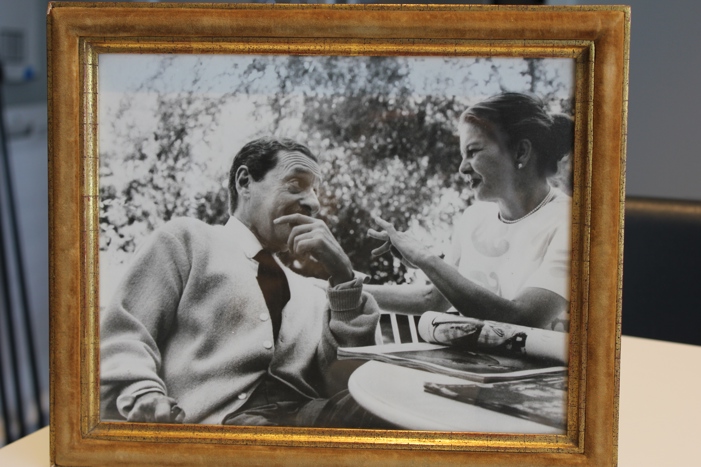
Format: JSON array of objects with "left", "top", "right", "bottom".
[
  {"left": 274, "top": 213, "right": 380, "bottom": 377},
  {"left": 324, "top": 278, "right": 380, "bottom": 347},
  {"left": 316, "top": 279, "right": 380, "bottom": 394},
  {"left": 100, "top": 226, "right": 189, "bottom": 422},
  {"left": 275, "top": 213, "right": 380, "bottom": 346}
]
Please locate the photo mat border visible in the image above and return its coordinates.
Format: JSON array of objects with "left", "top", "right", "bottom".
[{"left": 48, "top": 4, "right": 628, "bottom": 466}]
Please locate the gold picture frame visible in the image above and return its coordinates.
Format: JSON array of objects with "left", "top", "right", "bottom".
[{"left": 48, "top": 3, "right": 629, "bottom": 466}]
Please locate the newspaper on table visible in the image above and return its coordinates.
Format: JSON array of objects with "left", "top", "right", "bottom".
[
  {"left": 338, "top": 311, "right": 568, "bottom": 383},
  {"left": 417, "top": 311, "right": 568, "bottom": 363}
]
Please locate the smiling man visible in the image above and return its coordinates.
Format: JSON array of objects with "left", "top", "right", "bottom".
[{"left": 100, "top": 137, "right": 380, "bottom": 427}]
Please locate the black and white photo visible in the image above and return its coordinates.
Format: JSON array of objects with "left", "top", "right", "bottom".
[{"left": 97, "top": 53, "right": 575, "bottom": 433}]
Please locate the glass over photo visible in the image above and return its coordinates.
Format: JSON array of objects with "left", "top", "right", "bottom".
[{"left": 97, "top": 53, "right": 575, "bottom": 433}]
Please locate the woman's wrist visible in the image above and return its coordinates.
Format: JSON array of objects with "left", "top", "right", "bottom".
[{"left": 414, "top": 251, "right": 442, "bottom": 271}]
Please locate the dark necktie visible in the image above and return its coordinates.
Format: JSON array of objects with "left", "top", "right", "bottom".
[{"left": 254, "top": 250, "right": 290, "bottom": 342}]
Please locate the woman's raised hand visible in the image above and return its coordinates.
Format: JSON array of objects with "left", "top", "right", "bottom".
[{"left": 368, "top": 217, "right": 431, "bottom": 269}]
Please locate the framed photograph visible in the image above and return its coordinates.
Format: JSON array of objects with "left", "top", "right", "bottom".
[{"left": 48, "top": 3, "right": 629, "bottom": 466}]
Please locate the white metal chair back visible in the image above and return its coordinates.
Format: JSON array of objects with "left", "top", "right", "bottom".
[{"left": 376, "top": 312, "right": 421, "bottom": 345}]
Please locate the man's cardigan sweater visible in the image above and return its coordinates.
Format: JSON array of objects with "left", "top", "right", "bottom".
[{"left": 100, "top": 216, "right": 379, "bottom": 424}]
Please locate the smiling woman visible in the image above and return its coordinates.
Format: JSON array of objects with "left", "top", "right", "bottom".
[
  {"left": 459, "top": 93, "right": 573, "bottom": 217},
  {"left": 366, "top": 93, "right": 574, "bottom": 330}
]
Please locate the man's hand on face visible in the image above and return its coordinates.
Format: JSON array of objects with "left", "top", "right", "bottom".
[
  {"left": 126, "top": 392, "right": 185, "bottom": 423},
  {"left": 274, "top": 214, "right": 354, "bottom": 286}
]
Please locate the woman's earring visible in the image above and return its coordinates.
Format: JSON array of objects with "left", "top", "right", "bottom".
[{"left": 517, "top": 163, "right": 523, "bottom": 169}]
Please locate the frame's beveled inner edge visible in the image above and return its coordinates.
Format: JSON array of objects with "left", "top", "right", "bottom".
[{"left": 87, "top": 37, "right": 590, "bottom": 59}]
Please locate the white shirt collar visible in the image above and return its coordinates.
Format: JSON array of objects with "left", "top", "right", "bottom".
[{"left": 225, "top": 215, "right": 264, "bottom": 260}]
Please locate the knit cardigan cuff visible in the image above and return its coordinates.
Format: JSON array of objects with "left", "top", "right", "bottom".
[
  {"left": 116, "top": 380, "right": 166, "bottom": 418},
  {"left": 327, "top": 282, "right": 363, "bottom": 312}
]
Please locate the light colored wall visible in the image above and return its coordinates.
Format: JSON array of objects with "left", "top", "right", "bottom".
[
  {"left": 570, "top": 0, "right": 701, "bottom": 201},
  {"left": 3, "top": 0, "right": 701, "bottom": 202}
]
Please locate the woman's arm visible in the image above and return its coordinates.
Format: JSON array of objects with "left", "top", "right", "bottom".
[
  {"left": 363, "top": 283, "right": 451, "bottom": 315},
  {"left": 369, "top": 217, "right": 567, "bottom": 329},
  {"left": 416, "top": 254, "right": 566, "bottom": 328}
]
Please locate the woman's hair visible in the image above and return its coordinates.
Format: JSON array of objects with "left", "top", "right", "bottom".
[{"left": 459, "top": 92, "right": 574, "bottom": 177}]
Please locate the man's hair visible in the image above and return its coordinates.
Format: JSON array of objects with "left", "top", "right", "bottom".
[{"left": 228, "top": 137, "right": 318, "bottom": 214}]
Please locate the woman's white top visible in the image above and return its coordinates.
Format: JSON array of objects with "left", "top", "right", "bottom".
[{"left": 448, "top": 188, "right": 571, "bottom": 301}]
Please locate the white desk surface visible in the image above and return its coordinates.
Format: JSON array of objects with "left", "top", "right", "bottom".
[
  {"left": 2, "top": 335, "right": 700, "bottom": 466},
  {"left": 349, "top": 359, "right": 564, "bottom": 434}
]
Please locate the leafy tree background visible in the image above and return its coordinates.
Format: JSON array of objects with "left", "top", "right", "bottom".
[{"left": 98, "top": 54, "right": 574, "bottom": 303}]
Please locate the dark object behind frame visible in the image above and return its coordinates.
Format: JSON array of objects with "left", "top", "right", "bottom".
[
  {"left": 0, "top": 60, "right": 48, "bottom": 446},
  {"left": 622, "top": 197, "right": 701, "bottom": 346}
]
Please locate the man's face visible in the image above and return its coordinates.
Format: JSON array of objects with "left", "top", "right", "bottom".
[{"left": 245, "top": 150, "right": 322, "bottom": 252}]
